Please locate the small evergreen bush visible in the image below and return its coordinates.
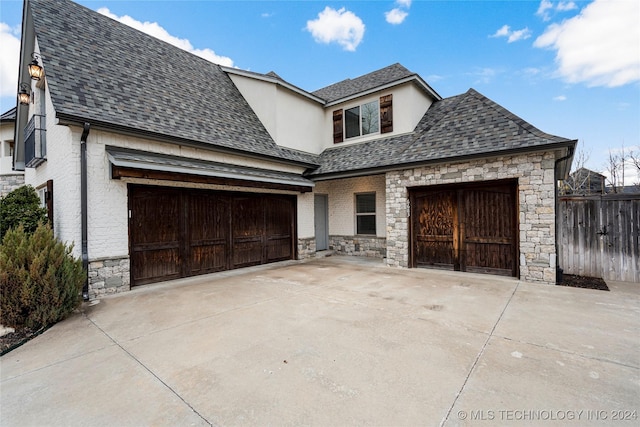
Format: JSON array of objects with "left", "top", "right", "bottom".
[
  {"left": 0, "top": 224, "right": 85, "bottom": 330},
  {"left": 0, "top": 185, "right": 48, "bottom": 240}
]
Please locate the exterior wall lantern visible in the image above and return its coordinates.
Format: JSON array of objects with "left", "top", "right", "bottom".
[
  {"left": 28, "top": 53, "right": 44, "bottom": 81},
  {"left": 18, "top": 83, "right": 31, "bottom": 105}
]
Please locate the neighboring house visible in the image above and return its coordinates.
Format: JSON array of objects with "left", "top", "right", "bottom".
[
  {"left": 13, "top": 0, "right": 576, "bottom": 299},
  {"left": 0, "top": 107, "right": 25, "bottom": 197},
  {"left": 607, "top": 185, "right": 640, "bottom": 195},
  {"left": 562, "top": 167, "right": 606, "bottom": 195}
]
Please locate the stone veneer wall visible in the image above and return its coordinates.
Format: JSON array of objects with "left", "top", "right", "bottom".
[
  {"left": 386, "top": 152, "right": 558, "bottom": 285},
  {"left": 330, "top": 235, "right": 387, "bottom": 258},
  {"left": 298, "top": 237, "right": 316, "bottom": 260},
  {"left": 0, "top": 174, "right": 25, "bottom": 197},
  {"left": 88, "top": 256, "right": 130, "bottom": 299}
]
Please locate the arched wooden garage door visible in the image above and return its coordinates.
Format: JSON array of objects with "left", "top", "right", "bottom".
[
  {"left": 129, "top": 185, "right": 296, "bottom": 286},
  {"left": 410, "top": 180, "right": 518, "bottom": 277}
]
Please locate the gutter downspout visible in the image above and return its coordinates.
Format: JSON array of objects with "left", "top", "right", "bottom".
[
  {"left": 554, "top": 145, "right": 575, "bottom": 284},
  {"left": 81, "top": 123, "right": 91, "bottom": 300}
]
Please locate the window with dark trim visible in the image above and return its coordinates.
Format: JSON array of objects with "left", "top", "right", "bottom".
[
  {"left": 37, "top": 180, "right": 54, "bottom": 227},
  {"left": 333, "top": 94, "right": 393, "bottom": 144},
  {"left": 355, "top": 193, "right": 376, "bottom": 235}
]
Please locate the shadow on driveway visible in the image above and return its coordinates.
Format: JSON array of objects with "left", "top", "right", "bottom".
[{"left": 2, "top": 257, "right": 638, "bottom": 426}]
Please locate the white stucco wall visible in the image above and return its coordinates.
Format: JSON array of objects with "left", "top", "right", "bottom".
[
  {"left": 314, "top": 175, "right": 386, "bottom": 238},
  {"left": 323, "top": 83, "right": 433, "bottom": 149},
  {"left": 228, "top": 74, "right": 326, "bottom": 154},
  {"left": 0, "top": 120, "right": 18, "bottom": 175}
]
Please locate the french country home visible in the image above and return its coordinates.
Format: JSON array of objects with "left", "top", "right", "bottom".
[{"left": 12, "top": 0, "right": 576, "bottom": 299}]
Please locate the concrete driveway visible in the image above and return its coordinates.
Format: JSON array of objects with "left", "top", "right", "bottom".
[{"left": 1, "top": 257, "right": 638, "bottom": 426}]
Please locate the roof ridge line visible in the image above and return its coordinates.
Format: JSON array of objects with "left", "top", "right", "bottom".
[{"left": 466, "top": 88, "right": 568, "bottom": 141}]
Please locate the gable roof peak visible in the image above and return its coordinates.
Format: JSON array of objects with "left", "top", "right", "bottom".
[
  {"left": 23, "top": 0, "right": 317, "bottom": 166},
  {"left": 312, "top": 62, "right": 440, "bottom": 104}
]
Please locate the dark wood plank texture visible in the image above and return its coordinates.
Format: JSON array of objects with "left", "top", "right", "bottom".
[
  {"left": 129, "top": 186, "right": 296, "bottom": 286},
  {"left": 410, "top": 180, "right": 518, "bottom": 278}
]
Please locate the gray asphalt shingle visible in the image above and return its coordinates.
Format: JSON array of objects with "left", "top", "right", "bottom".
[
  {"left": 1, "top": 107, "right": 16, "bottom": 122},
  {"left": 28, "top": 0, "right": 573, "bottom": 180},
  {"left": 308, "top": 89, "right": 574, "bottom": 177},
  {"left": 29, "top": 0, "right": 317, "bottom": 166},
  {"left": 311, "top": 63, "right": 416, "bottom": 103}
]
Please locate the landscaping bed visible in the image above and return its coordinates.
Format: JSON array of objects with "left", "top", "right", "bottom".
[{"left": 558, "top": 274, "right": 610, "bottom": 291}]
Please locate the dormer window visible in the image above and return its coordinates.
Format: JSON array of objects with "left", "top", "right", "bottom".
[
  {"left": 333, "top": 94, "right": 393, "bottom": 144},
  {"left": 345, "top": 100, "right": 379, "bottom": 139}
]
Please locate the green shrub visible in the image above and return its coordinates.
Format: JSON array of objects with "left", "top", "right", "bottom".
[
  {"left": 0, "top": 185, "right": 48, "bottom": 240},
  {"left": 0, "top": 224, "right": 85, "bottom": 330}
]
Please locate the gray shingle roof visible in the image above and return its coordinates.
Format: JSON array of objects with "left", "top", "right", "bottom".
[
  {"left": 1, "top": 107, "right": 16, "bottom": 122},
  {"left": 311, "top": 63, "right": 416, "bottom": 103},
  {"left": 29, "top": 0, "right": 317, "bottom": 167},
  {"left": 106, "top": 145, "right": 314, "bottom": 188},
  {"left": 308, "top": 89, "right": 575, "bottom": 178}
]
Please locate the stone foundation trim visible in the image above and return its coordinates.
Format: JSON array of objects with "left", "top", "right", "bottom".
[
  {"left": 330, "top": 235, "right": 387, "bottom": 258},
  {"left": 385, "top": 152, "right": 558, "bottom": 285},
  {"left": 298, "top": 237, "right": 316, "bottom": 260},
  {"left": 0, "top": 174, "right": 25, "bottom": 198},
  {"left": 88, "top": 256, "right": 130, "bottom": 299}
]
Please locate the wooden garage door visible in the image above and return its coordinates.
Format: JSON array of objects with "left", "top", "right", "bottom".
[
  {"left": 129, "top": 185, "right": 295, "bottom": 286},
  {"left": 410, "top": 180, "right": 518, "bottom": 277}
]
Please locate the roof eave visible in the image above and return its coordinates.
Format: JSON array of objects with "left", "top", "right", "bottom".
[
  {"left": 324, "top": 75, "right": 442, "bottom": 108},
  {"left": 309, "top": 139, "right": 577, "bottom": 181},
  {"left": 221, "top": 66, "right": 326, "bottom": 105},
  {"left": 55, "top": 112, "right": 320, "bottom": 169}
]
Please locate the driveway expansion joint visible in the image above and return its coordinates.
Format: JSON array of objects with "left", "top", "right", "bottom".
[
  {"left": 495, "top": 335, "right": 640, "bottom": 370},
  {"left": 85, "top": 314, "right": 213, "bottom": 426},
  {"left": 440, "top": 281, "right": 521, "bottom": 426}
]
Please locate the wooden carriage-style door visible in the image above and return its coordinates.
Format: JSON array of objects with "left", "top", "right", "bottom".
[
  {"left": 129, "top": 185, "right": 296, "bottom": 286},
  {"left": 410, "top": 181, "right": 518, "bottom": 277}
]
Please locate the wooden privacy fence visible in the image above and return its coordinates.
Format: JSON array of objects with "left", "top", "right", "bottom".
[{"left": 558, "top": 194, "right": 640, "bottom": 282}]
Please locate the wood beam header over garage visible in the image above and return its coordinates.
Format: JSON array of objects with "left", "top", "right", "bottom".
[{"left": 107, "top": 146, "right": 315, "bottom": 193}]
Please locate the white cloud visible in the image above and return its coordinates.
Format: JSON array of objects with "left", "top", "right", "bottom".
[
  {"left": 490, "top": 25, "right": 531, "bottom": 43},
  {"left": 556, "top": 1, "right": 577, "bottom": 12},
  {"left": 385, "top": 8, "right": 408, "bottom": 25},
  {"left": 492, "top": 25, "right": 510, "bottom": 37},
  {"left": 523, "top": 67, "right": 542, "bottom": 76},
  {"left": 385, "top": 0, "right": 412, "bottom": 25},
  {"left": 537, "top": 1, "right": 579, "bottom": 21},
  {"left": 536, "top": 0, "right": 554, "bottom": 21},
  {"left": 534, "top": 0, "right": 640, "bottom": 87},
  {"left": 97, "top": 8, "right": 233, "bottom": 67},
  {"left": 305, "top": 7, "right": 365, "bottom": 52},
  {"left": 470, "top": 67, "right": 501, "bottom": 85},
  {"left": 553, "top": 95, "right": 567, "bottom": 101},
  {"left": 0, "top": 23, "right": 20, "bottom": 98},
  {"left": 508, "top": 28, "right": 532, "bottom": 43}
]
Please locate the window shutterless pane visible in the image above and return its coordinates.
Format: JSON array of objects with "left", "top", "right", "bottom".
[
  {"left": 345, "top": 106, "right": 360, "bottom": 139},
  {"left": 357, "top": 215, "right": 376, "bottom": 235},
  {"left": 361, "top": 100, "right": 379, "bottom": 135},
  {"left": 356, "top": 193, "right": 376, "bottom": 213}
]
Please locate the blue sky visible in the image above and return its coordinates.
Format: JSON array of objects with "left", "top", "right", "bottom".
[{"left": 1, "top": 0, "right": 638, "bottom": 180}]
